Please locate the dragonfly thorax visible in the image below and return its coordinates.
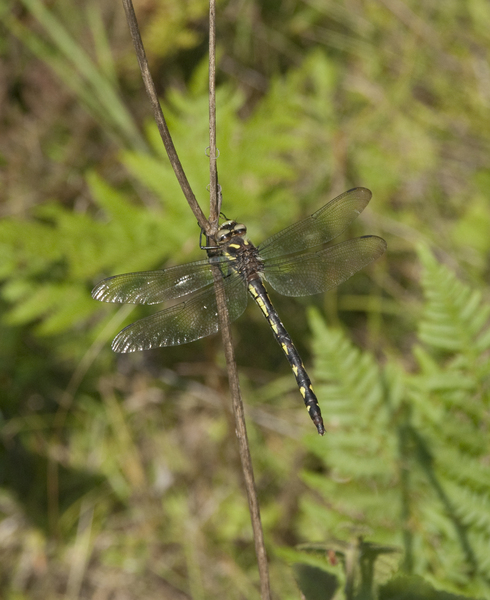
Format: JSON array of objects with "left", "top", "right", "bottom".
[{"left": 215, "top": 221, "right": 264, "bottom": 282}]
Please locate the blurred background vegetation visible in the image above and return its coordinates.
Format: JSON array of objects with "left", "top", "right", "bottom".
[{"left": 1, "top": 0, "right": 490, "bottom": 598}]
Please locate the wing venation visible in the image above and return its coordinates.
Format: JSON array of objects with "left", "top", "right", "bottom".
[{"left": 264, "top": 236, "right": 386, "bottom": 296}]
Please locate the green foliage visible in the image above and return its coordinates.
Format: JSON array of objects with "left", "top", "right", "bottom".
[
  {"left": 2, "top": 0, "right": 490, "bottom": 598},
  {"left": 0, "top": 172, "right": 173, "bottom": 351},
  {"left": 281, "top": 537, "right": 400, "bottom": 600},
  {"left": 301, "top": 245, "right": 490, "bottom": 598},
  {"left": 142, "top": 0, "right": 211, "bottom": 59},
  {"left": 3, "top": 0, "right": 145, "bottom": 150},
  {"left": 417, "top": 245, "right": 490, "bottom": 358}
]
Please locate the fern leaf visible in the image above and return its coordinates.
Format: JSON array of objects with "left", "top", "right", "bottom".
[{"left": 417, "top": 244, "right": 490, "bottom": 355}]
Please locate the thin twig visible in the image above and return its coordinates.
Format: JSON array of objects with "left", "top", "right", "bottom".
[
  {"left": 212, "top": 270, "right": 272, "bottom": 600},
  {"left": 208, "top": 2, "right": 271, "bottom": 597},
  {"left": 121, "top": 0, "right": 210, "bottom": 235},
  {"left": 208, "top": 0, "right": 219, "bottom": 229}
]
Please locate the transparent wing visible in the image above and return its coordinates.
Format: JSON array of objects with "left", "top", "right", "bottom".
[
  {"left": 112, "top": 272, "right": 248, "bottom": 352},
  {"left": 92, "top": 258, "right": 222, "bottom": 305},
  {"left": 258, "top": 187, "right": 372, "bottom": 260},
  {"left": 264, "top": 236, "right": 386, "bottom": 297}
]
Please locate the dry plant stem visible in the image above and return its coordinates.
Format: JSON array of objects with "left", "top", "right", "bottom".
[
  {"left": 211, "top": 271, "right": 272, "bottom": 600},
  {"left": 208, "top": 0, "right": 219, "bottom": 228},
  {"left": 207, "top": 2, "right": 271, "bottom": 598},
  {"left": 121, "top": 0, "right": 210, "bottom": 235}
]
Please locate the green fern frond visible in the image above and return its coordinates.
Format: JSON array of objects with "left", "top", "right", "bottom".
[
  {"left": 417, "top": 244, "right": 490, "bottom": 357},
  {"left": 438, "top": 446, "right": 490, "bottom": 493},
  {"left": 303, "top": 309, "right": 399, "bottom": 537},
  {"left": 442, "top": 480, "right": 490, "bottom": 538},
  {"left": 121, "top": 82, "right": 303, "bottom": 235},
  {"left": 309, "top": 309, "right": 384, "bottom": 412},
  {"left": 467, "top": 531, "right": 490, "bottom": 573},
  {"left": 303, "top": 250, "right": 490, "bottom": 595}
]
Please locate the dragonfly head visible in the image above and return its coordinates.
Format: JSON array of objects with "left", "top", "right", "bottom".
[{"left": 217, "top": 220, "right": 247, "bottom": 245}]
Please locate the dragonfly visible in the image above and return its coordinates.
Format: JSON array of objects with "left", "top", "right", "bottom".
[{"left": 92, "top": 187, "right": 386, "bottom": 435}]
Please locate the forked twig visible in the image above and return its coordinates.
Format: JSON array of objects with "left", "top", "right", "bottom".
[{"left": 121, "top": 1, "right": 271, "bottom": 597}]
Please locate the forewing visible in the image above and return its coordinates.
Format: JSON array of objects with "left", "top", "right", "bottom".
[
  {"left": 111, "top": 272, "right": 248, "bottom": 352},
  {"left": 258, "top": 187, "right": 372, "bottom": 259},
  {"left": 92, "top": 258, "right": 217, "bottom": 305},
  {"left": 264, "top": 236, "right": 386, "bottom": 296}
]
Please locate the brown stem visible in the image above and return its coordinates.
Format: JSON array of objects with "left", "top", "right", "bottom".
[
  {"left": 211, "top": 270, "right": 272, "bottom": 600},
  {"left": 207, "top": 2, "right": 271, "bottom": 598},
  {"left": 208, "top": 0, "right": 219, "bottom": 228}
]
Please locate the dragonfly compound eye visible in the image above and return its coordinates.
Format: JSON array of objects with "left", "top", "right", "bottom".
[
  {"left": 217, "top": 230, "right": 232, "bottom": 244},
  {"left": 233, "top": 224, "right": 247, "bottom": 237},
  {"left": 217, "top": 220, "right": 236, "bottom": 244}
]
